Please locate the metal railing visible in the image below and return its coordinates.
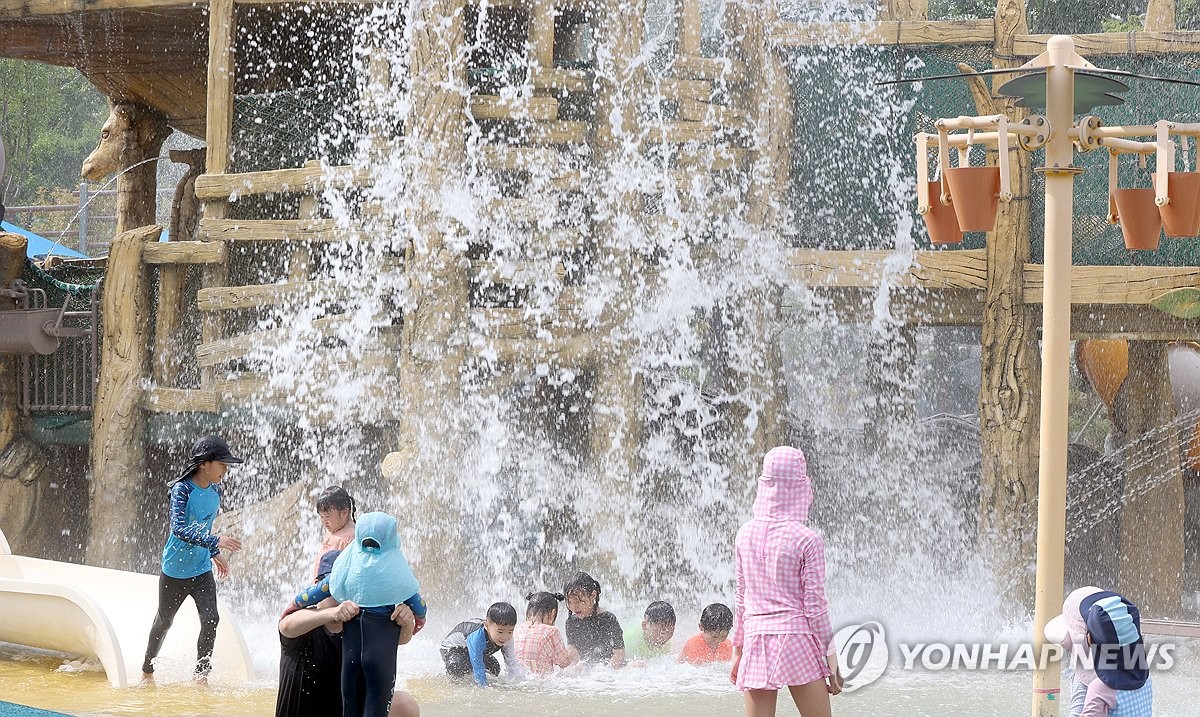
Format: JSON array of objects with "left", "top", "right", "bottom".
[{"left": 16, "top": 281, "right": 101, "bottom": 414}]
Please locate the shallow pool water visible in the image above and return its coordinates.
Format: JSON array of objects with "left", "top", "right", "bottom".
[{"left": 5, "top": 635, "right": 1200, "bottom": 717}]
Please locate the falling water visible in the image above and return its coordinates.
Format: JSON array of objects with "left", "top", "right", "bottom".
[{"left": 13, "top": 0, "right": 1200, "bottom": 714}]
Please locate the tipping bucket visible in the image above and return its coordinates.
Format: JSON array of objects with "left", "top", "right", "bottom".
[
  {"left": 944, "top": 166, "right": 1001, "bottom": 232},
  {"left": 1113, "top": 188, "right": 1163, "bottom": 251},
  {"left": 0, "top": 309, "right": 61, "bottom": 355},
  {"left": 1160, "top": 172, "right": 1200, "bottom": 237},
  {"left": 922, "top": 181, "right": 963, "bottom": 245}
]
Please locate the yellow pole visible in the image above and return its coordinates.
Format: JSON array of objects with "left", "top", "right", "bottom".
[{"left": 1031, "top": 34, "right": 1077, "bottom": 717}]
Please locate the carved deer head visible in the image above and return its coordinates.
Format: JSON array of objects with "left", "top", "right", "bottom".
[{"left": 81, "top": 101, "right": 171, "bottom": 181}]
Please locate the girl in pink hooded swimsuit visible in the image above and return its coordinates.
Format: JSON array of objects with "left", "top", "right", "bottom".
[{"left": 730, "top": 446, "right": 843, "bottom": 717}]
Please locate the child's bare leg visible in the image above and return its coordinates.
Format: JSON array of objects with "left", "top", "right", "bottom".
[
  {"left": 787, "top": 679, "right": 832, "bottom": 717},
  {"left": 743, "top": 689, "right": 778, "bottom": 717}
]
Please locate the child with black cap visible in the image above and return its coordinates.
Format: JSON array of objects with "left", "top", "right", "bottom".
[{"left": 140, "top": 434, "right": 244, "bottom": 685}]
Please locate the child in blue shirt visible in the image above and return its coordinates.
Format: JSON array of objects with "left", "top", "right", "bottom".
[
  {"left": 440, "top": 602, "right": 522, "bottom": 686},
  {"left": 325, "top": 512, "right": 425, "bottom": 717},
  {"left": 140, "top": 435, "right": 244, "bottom": 684}
]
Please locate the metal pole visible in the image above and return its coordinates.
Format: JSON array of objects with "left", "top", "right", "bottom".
[
  {"left": 1031, "top": 35, "right": 1078, "bottom": 717},
  {"left": 78, "top": 181, "right": 89, "bottom": 257}
]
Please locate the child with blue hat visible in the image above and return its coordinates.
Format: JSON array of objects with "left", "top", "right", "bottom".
[
  {"left": 324, "top": 512, "right": 426, "bottom": 717},
  {"left": 1078, "top": 591, "right": 1153, "bottom": 717}
]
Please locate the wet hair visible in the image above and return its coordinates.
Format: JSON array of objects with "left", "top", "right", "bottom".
[
  {"left": 563, "top": 571, "right": 602, "bottom": 600},
  {"left": 486, "top": 602, "right": 518, "bottom": 626},
  {"left": 643, "top": 600, "right": 676, "bottom": 626},
  {"left": 525, "top": 591, "right": 565, "bottom": 619},
  {"left": 699, "top": 603, "right": 733, "bottom": 632},
  {"left": 316, "top": 486, "right": 356, "bottom": 520}
]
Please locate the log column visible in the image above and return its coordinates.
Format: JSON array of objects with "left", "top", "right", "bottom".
[
  {"left": 0, "top": 234, "right": 25, "bottom": 455},
  {"left": 380, "top": 0, "right": 470, "bottom": 597},
  {"left": 724, "top": 0, "right": 793, "bottom": 471},
  {"left": 878, "top": 0, "right": 928, "bottom": 21},
  {"left": 972, "top": 0, "right": 1040, "bottom": 604},
  {"left": 1116, "top": 341, "right": 1185, "bottom": 615},
  {"left": 86, "top": 225, "right": 162, "bottom": 568},
  {"left": 1145, "top": 0, "right": 1175, "bottom": 31},
  {"left": 200, "top": 0, "right": 237, "bottom": 390}
]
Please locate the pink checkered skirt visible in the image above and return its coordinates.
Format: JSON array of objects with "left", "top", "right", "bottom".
[{"left": 736, "top": 633, "right": 830, "bottom": 691}]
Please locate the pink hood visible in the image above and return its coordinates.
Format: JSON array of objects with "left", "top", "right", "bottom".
[{"left": 751, "top": 446, "right": 813, "bottom": 523}]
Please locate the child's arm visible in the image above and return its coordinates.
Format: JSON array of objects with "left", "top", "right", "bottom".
[
  {"left": 1079, "top": 679, "right": 1117, "bottom": 717},
  {"left": 402, "top": 592, "right": 427, "bottom": 634},
  {"left": 552, "top": 629, "right": 578, "bottom": 669},
  {"left": 465, "top": 626, "right": 491, "bottom": 687},
  {"left": 501, "top": 635, "right": 525, "bottom": 679},
  {"left": 279, "top": 598, "right": 359, "bottom": 638},
  {"left": 168, "top": 482, "right": 221, "bottom": 550},
  {"left": 389, "top": 604, "right": 415, "bottom": 646},
  {"left": 294, "top": 577, "right": 333, "bottom": 609},
  {"left": 800, "top": 533, "right": 834, "bottom": 657},
  {"left": 731, "top": 541, "right": 745, "bottom": 684}
]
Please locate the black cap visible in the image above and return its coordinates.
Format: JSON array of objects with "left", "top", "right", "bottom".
[{"left": 174, "top": 434, "right": 244, "bottom": 483}]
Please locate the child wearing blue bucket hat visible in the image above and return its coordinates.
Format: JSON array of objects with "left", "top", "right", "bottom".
[
  {"left": 1078, "top": 591, "right": 1153, "bottom": 717},
  {"left": 325, "top": 512, "right": 427, "bottom": 717}
]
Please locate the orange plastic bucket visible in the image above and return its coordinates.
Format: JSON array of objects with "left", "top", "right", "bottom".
[
  {"left": 923, "top": 181, "right": 963, "bottom": 245},
  {"left": 1160, "top": 171, "right": 1200, "bottom": 237},
  {"left": 1112, "top": 188, "right": 1162, "bottom": 251},
  {"left": 944, "top": 166, "right": 1000, "bottom": 232}
]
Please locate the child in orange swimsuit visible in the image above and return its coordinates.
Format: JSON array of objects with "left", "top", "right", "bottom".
[{"left": 679, "top": 603, "right": 734, "bottom": 665}]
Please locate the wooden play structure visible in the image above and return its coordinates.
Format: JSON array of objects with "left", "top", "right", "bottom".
[{"left": 0, "top": 0, "right": 1198, "bottom": 627}]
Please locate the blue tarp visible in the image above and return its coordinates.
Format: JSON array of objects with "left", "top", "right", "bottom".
[{"left": 1, "top": 221, "right": 88, "bottom": 259}]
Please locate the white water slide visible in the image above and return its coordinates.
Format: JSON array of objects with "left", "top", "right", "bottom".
[{"left": 0, "top": 527, "right": 254, "bottom": 687}]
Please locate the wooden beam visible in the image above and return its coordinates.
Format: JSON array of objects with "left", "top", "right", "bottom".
[
  {"left": 1013, "top": 31, "right": 1200, "bottom": 56},
  {"left": 142, "top": 240, "right": 226, "bottom": 264},
  {"left": 649, "top": 77, "right": 712, "bottom": 103},
  {"left": 1023, "top": 264, "right": 1200, "bottom": 304},
  {"left": 470, "top": 95, "right": 559, "bottom": 122},
  {"left": 197, "top": 218, "right": 355, "bottom": 242},
  {"left": 879, "top": 0, "right": 928, "bottom": 21},
  {"left": 478, "top": 145, "right": 561, "bottom": 172},
  {"left": 531, "top": 68, "right": 591, "bottom": 93},
  {"left": 144, "top": 387, "right": 219, "bottom": 413},
  {"left": 1069, "top": 304, "right": 1200, "bottom": 339},
  {"left": 789, "top": 248, "right": 989, "bottom": 291},
  {"left": 645, "top": 121, "right": 716, "bottom": 144},
  {"left": 0, "top": 0, "right": 196, "bottom": 19},
  {"left": 772, "top": 19, "right": 994, "bottom": 48},
  {"left": 196, "top": 279, "right": 342, "bottom": 311},
  {"left": 193, "top": 165, "right": 359, "bottom": 201},
  {"left": 673, "top": 55, "right": 746, "bottom": 82},
  {"left": 195, "top": 315, "right": 349, "bottom": 366}
]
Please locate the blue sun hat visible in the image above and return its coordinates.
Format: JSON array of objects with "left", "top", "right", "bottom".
[
  {"left": 1081, "top": 591, "right": 1149, "bottom": 691},
  {"left": 328, "top": 512, "right": 419, "bottom": 608}
]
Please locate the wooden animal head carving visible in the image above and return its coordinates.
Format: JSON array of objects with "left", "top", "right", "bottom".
[{"left": 81, "top": 101, "right": 171, "bottom": 182}]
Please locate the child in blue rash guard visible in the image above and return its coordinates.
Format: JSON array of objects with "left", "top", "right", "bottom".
[
  {"left": 141, "top": 435, "right": 244, "bottom": 684},
  {"left": 440, "top": 603, "right": 522, "bottom": 686},
  {"left": 327, "top": 512, "right": 425, "bottom": 717},
  {"left": 293, "top": 574, "right": 427, "bottom": 633}
]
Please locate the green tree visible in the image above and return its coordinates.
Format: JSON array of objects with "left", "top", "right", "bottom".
[{"left": 0, "top": 60, "right": 107, "bottom": 205}]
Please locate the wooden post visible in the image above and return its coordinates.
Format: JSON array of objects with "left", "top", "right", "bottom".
[
  {"left": 864, "top": 319, "right": 917, "bottom": 455},
  {"left": 878, "top": 0, "right": 928, "bottom": 21},
  {"left": 1115, "top": 341, "right": 1185, "bottom": 615},
  {"left": 380, "top": 0, "right": 470, "bottom": 598},
  {"left": 0, "top": 234, "right": 26, "bottom": 454},
  {"left": 1145, "top": 0, "right": 1176, "bottom": 32},
  {"left": 115, "top": 110, "right": 170, "bottom": 236},
  {"left": 87, "top": 225, "right": 162, "bottom": 569},
  {"left": 154, "top": 148, "right": 206, "bottom": 388},
  {"left": 675, "top": 0, "right": 701, "bottom": 57},
  {"left": 722, "top": 0, "right": 792, "bottom": 467},
  {"left": 971, "top": 0, "right": 1040, "bottom": 606},
  {"left": 200, "top": 0, "right": 237, "bottom": 390},
  {"left": 530, "top": 0, "right": 556, "bottom": 68}
]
